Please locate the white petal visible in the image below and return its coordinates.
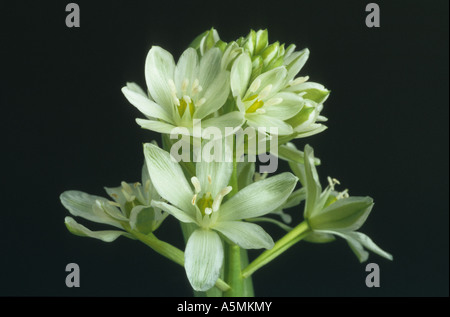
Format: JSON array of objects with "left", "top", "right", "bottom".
[
  {"left": 135, "top": 118, "right": 177, "bottom": 134},
  {"left": 263, "top": 92, "right": 304, "bottom": 120},
  {"left": 347, "top": 232, "right": 393, "bottom": 261},
  {"left": 231, "top": 53, "right": 252, "bottom": 98},
  {"left": 143, "top": 143, "right": 194, "bottom": 212},
  {"left": 193, "top": 71, "right": 230, "bottom": 119},
  {"left": 284, "top": 48, "right": 310, "bottom": 84},
  {"left": 122, "top": 84, "right": 172, "bottom": 123},
  {"left": 198, "top": 48, "right": 223, "bottom": 93},
  {"left": 64, "top": 217, "right": 130, "bottom": 242},
  {"left": 219, "top": 172, "right": 298, "bottom": 221},
  {"left": 60, "top": 191, "right": 122, "bottom": 228},
  {"left": 185, "top": 229, "right": 224, "bottom": 291},
  {"left": 151, "top": 200, "right": 196, "bottom": 224},
  {"left": 201, "top": 111, "right": 245, "bottom": 137},
  {"left": 303, "top": 144, "right": 322, "bottom": 219},
  {"left": 246, "top": 114, "right": 293, "bottom": 135},
  {"left": 214, "top": 221, "right": 274, "bottom": 249},
  {"left": 175, "top": 48, "right": 199, "bottom": 94},
  {"left": 244, "top": 67, "right": 287, "bottom": 100},
  {"left": 145, "top": 46, "right": 176, "bottom": 108},
  {"left": 316, "top": 230, "right": 369, "bottom": 262}
]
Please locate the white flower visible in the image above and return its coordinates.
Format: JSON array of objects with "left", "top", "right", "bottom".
[
  {"left": 122, "top": 46, "right": 244, "bottom": 136},
  {"left": 289, "top": 144, "right": 393, "bottom": 262},
  {"left": 60, "top": 163, "right": 167, "bottom": 241},
  {"left": 230, "top": 52, "right": 306, "bottom": 135},
  {"left": 143, "top": 143, "right": 298, "bottom": 291}
]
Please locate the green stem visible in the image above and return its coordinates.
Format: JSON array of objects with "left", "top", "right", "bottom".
[
  {"left": 224, "top": 244, "right": 244, "bottom": 297},
  {"left": 130, "top": 229, "right": 230, "bottom": 292},
  {"left": 242, "top": 221, "right": 311, "bottom": 278}
]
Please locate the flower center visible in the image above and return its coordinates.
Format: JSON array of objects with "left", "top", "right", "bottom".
[
  {"left": 178, "top": 96, "right": 195, "bottom": 117},
  {"left": 190, "top": 176, "right": 232, "bottom": 218},
  {"left": 245, "top": 95, "right": 264, "bottom": 114}
]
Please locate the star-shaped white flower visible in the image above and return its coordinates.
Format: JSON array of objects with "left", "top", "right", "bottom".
[
  {"left": 143, "top": 143, "right": 298, "bottom": 291},
  {"left": 122, "top": 46, "right": 244, "bottom": 136}
]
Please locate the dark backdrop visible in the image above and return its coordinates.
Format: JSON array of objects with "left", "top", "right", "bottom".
[{"left": 1, "top": 0, "right": 448, "bottom": 297}]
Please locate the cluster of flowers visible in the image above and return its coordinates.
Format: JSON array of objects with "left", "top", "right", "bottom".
[{"left": 60, "top": 29, "right": 392, "bottom": 294}]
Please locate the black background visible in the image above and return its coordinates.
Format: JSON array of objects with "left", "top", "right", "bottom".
[{"left": 1, "top": 0, "right": 448, "bottom": 297}]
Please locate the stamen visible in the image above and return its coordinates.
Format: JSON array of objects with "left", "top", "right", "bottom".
[
  {"left": 133, "top": 182, "right": 141, "bottom": 188},
  {"left": 167, "top": 79, "right": 177, "bottom": 94},
  {"left": 111, "top": 193, "right": 119, "bottom": 199},
  {"left": 144, "top": 180, "right": 151, "bottom": 193},
  {"left": 249, "top": 78, "right": 261, "bottom": 93},
  {"left": 258, "top": 84, "right": 273, "bottom": 99},
  {"left": 256, "top": 108, "right": 266, "bottom": 114},
  {"left": 191, "top": 176, "right": 201, "bottom": 193},
  {"left": 196, "top": 98, "right": 206, "bottom": 107},
  {"left": 212, "top": 186, "right": 232, "bottom": 212},
  {"left": 289, "top": 76, "right": 309, "bottom": 86},
  {"left": 336, "top": 189, "right": 349, "bottom": 200},
  {"left": 264, "top": 97, "right": 283, "bottom": 107},
  {"left": 181, "top": 78, "right": 189, "bottom": 94},
  {"left": 207, "top": 175, "right": 212, "bottom": 185},
  {"left": 192, "top": 78, "right": 203, "bottom": 95},
  {"left": 327, "top": 177, "right": 340, "bottom": 191},
  {"left": 121, "top": 181, "right": 133, "bottom": 194},
  {"left": 108, "top": 201, "right": 121, "bottom": 207},
  {"left": 183, "top": 95, "right": 192, "bottom": 104},
  {"left": 191, "top": 194, "right": 197, "bottom": 205}
]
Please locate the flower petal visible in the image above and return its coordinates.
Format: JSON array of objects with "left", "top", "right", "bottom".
[
  {"left": 194, "top": 71, "right": 230, "bottom": 119},
  {"left": 60, "top": 191, "right": 122, "bottom": 228},
  {"left": 244, "top": 67, "right": 287, "bottom": 100},
  {"left": 284, "top": 48, "right": 309, "bottom": 84},
  {"left": 136, "top": 119, "right": 177, "bottom": 134},
  {"left": 185, "top": 229, "right": 223, "bottom": 291},
  {"left": 303, "top": 144, "right": 322, "bottom": 219},
  {"left": 198, "top": 48, "right": 223, "bottom": 93},
  {"left": 122, "top": 83, "right": 173, "bottom": 123},
  {"left": 145, "top": 46, "right": 176, "bottom": 108},
  {"left": 309, "top": 196, "right": 374, "bottom": 232},
  {"left": 196, "top": 159, "right": 233, "bottom": 198},
  {"left": 201, "top": 111, "right": 245, "bottom": 138},
  {"left": 64, "top": 217, "right": 131, "bottom": 242},
  {"left": 175, "top": 47, "right": 199, "bottom": 95},
  {"left": 316, "top": 229, "right": 369, "bottom": 262},
  {"left": 214, "top": 221, "right": 274, "bottom": 249},
  {"left": 231, "top": 53, "right": 252, "bottom": 98},
  {"left": 263, "top": 92, "right": 304, "bottom": 120},
  {"left": 347, "top": 232, "right": 393, "bottom": 261},
  {"left": 143, "top": 143, "right": 194, "bottom": 213},
  {"left": 246, "top": 114, "right": 293, "bottom": 135},
  {"left": 151, "top": 200, "right": 196, "bottom": 224},
  {"left": 219, "top": 172, "right": 298, "bottom": 221}
]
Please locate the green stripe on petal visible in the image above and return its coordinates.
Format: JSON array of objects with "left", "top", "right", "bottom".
[
  {"left": 185, "top": 229, "right": 224, "bottom": 291},
  {"left": 213, "top": 221, "right": 274, "bottom": 249},
  {"left": 219, "top": 172, "right": 298, "bottom": 221},
  {"left": 64, "top": 217, "right": 131, "bottom": 242},
  {"left": 143, "top": 143, "right": 194, "bottom": 213}
]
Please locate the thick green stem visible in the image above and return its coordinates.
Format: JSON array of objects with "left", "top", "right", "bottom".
[
  {"left": 242, "top": 221, "right": 311, "bottom": 278},
  {"left": 224, "top": 244, "right": 245, "bottom": 297}
]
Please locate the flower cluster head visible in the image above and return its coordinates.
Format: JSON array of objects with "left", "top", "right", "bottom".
[
  {"left": 60, "top": 28, "right": 392, "bottom": 295},
  {"left": 122, "top": 28, "right": 329, "bottom": 143}
]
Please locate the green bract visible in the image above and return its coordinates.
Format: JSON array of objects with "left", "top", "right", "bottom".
[{"left": 143, "top": 143, "right": 297, "bottom": 291}]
